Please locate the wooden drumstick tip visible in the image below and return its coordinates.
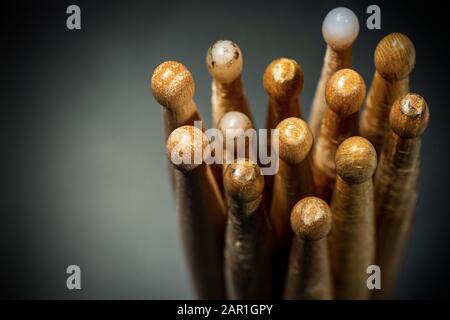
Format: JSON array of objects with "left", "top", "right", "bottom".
[
  {"left": 325, "top": 68, "right": 366, "bottom": 116},
  {"left": 374, "top": 33, "right": 416, "bottom": 81},
  {"left": 291, "top": 197, "right": 332, "bottom": 241},
  {"left": 166, "top": 125, "right": 207, "bottom": 173},
  {"left": 276, "top": 117, "right": 313, "bottom": 164},
  {"left": 206, "top": 40, "right": 243, "bottom": 84},
  {"left": 390, "top": 93, "right": 429, "bottom": 138},
  {"left": 335, "top": 136, "right": 377, "bottom": 184},
  {"left": 263, "top": 58, "right": 304, "bottom": 101},
  {"left": 322, "top": 7, "right": 359, "bottom": 51},
  {"left": 151, "top": 61, "right": 195, "bottom": 108},
  {"left": 223, "top": 160, "right": 264, "bottom": 203}
]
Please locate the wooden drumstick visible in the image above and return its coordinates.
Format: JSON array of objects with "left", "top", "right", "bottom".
[
  {"left": 152, "top": 60, "right": 223, "bottom": 192},
  {"left": 223, "top": 160, "right": 273, "bottom": 299},
  {"left": 284, "top": 197, "right": 333, "bottom": 300},
  {"left": 151, "top": 61, "right": 203, "bottom": 190},
  {"left": 309, "top": 7, "right": 359, "bottom": 139},
  {"left": 374, "top": 94, "right": 429, "bottom": 298},
  {"left": 312, "top": 69, "right": 366, "bottom": 203},
  {"left": 329, "top": 136, "right": 377, "bottom": 299},
  {"left": 263, "top": 58, "right": 304, "bottom": 210},
  {"left": 166, "top": 125, "right": 227, "bottom": 299},
  {"left": 270, "top": 117, "right": 315, "bottom": 251},
  {"left": 269, "top": 117, "right": 315, "bottom": 298},
  {"left": 360, "top": 33, "right": 416, "bottom": 154},
  {"left": 264, "top": 58, "right": 305, "bottom": 129},
  {"left": 206, "top": 40, "right": 253, "bottom": 128}
]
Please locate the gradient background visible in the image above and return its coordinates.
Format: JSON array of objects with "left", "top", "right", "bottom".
[{"left": 2, "top": 0, "right": 450, "bottom": 299}]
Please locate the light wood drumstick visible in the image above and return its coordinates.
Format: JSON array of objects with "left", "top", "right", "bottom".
[
  {"left": 329, "top": 136, "right": 377, "bottom": 299},
  {"left": 374, "top": 93, "right": 429, "bottom": 298}
]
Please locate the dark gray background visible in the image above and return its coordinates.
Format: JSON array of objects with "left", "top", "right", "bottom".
[{"left": 2, "top": 0, "right": 450, "bottom": 299}]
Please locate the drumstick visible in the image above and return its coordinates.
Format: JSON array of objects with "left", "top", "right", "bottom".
[
  {"left": 269, "top": 117, "right": 315, "bottom": 298},
  {"left": 284, "top": 197, "right": 333, "bottom": 300},
  {"left": 271, "top": 117, "right": 315, "bottom": 246},
  {"left": 223, "top": 160, "right": 273, "bottom": 299},
  {"left": 166, "top": 125, "right": 227, "bottom": 299},
  {"left": 360, "top": 33, "right": 416, "bottom": 154},
  {"left": 152, "top": 60, "right": 223, "bottom": 192},
  {"left": 374, "top": 94, "right": 429, "bottom": 298},
  {"left": 329, "top": 136, "right": 377, "bottom": 299},
  {"left": 151, "top": 61, "right": 203, "bottom": 191},
  {"left": 263, "top": 58, "right": 304, "bottom": 210},
  {"left": 312, "top": 69, "right": 366, "bottom": 203}
]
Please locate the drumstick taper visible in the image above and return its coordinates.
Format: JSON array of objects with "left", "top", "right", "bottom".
[
  {"left": 329, "top": 136, "right": 377, "bottom": 299},
  {"left": 373, "top": 93, "right": 429, "bottom": 298},
  {"left": 284, "top": 197, "right": 333, "bottom": 300},
  {"left": 223, "top": 160, "right": 273, "bottom": 299},
  {"left": 166, "top": 125, "right": 227, "bottom": 299}
]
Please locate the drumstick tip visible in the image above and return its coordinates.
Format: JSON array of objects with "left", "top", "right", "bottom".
[
  {"left": 151, "top": 61, "right": 195, "bottom": 108},
  {"left": 325, "top": 68, "right": 366, "bottom": 116},
  {"left": 166, "top": 125, "right": 207, "bottom": 173},
  {"left": 390, "top": 93, "right": 429, "bottom": 138},
  {"left": 276, "top": 117, "right": 313, "bottom": 164},
  {"left": 263, "top": 58, "right": 304, "bottom": 101},
  {"left": 224, "top": 160, "right": 264, "bottom": 203},
  {"left": 374, "top": 33, "right": 416, "bottom": 81},
  {"left": 322, "top": 7, "right": 359, "bottom": 51},
  {"left": 335, "top": 136, "right": 377, "bottom": 184},
  {"left": 206, "top": 40, "right": 243, "bottom": 84},
  {"left": 291, "top": 196, "right": 332, "bottom": 241}
]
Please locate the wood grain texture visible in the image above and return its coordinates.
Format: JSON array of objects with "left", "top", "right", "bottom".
[
  {"left": 284, "top": 197, "right": 333, "bottom": 300},
  {"left": 373, "top": 94, "right": 429, "bottom": 298},
  {"left": 223, "top": 160, "right": 273, "bottom": 299},
  {"left": 360, "top": 33, "right": 415, "bottom": 154},
  {"left": 329, "top": 136, "right": 377, "bottom": 299},
  {"left": 312, "top": 69, "right": 365, "bottom": 203},
  {"left": 166, "top": 126, "right": 227, "bottom": 299}
]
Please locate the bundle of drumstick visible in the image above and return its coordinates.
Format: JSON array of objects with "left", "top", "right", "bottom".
[{"left": 150, "top": 7, "right": 429, "bottom": 300}]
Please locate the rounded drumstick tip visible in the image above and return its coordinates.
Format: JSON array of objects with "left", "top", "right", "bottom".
[
  {"left": 276, "top": 117, "right": 313, "bottom": 164},
  {"left": 166, "top": 125, "right": 207, "bottom": 173},
  {"left": 218, "top": 111, "right": 253, "bottom": 140},
  {"left": 390, "top": 93, "right": 429, "bottom": 138},
  {"left": 206, "top": 40, "right": 243, "bottom": 84},
  {"left": 224, "top": 160, "right": 264, "bottom": 203},
  {"left": 291, "top": 197, "right": 332, "bottom": 241},
  {"left": 151, "top": 61, "right": 195, "bottom": 108},
  {"left": 335, "top": 136, "right": 377, "bottom": 184},
  {"left": 375, "top": 33, "right": 416, "bottom": 81},
  {"left": 322, "top": 7, "right": 359, "bottom": 51},
  {"left": 325, "top": 68, "right": 366, "bottom": 116},
  {"left": 263, "top": 58, "right": 304, "bottom": 101}
]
